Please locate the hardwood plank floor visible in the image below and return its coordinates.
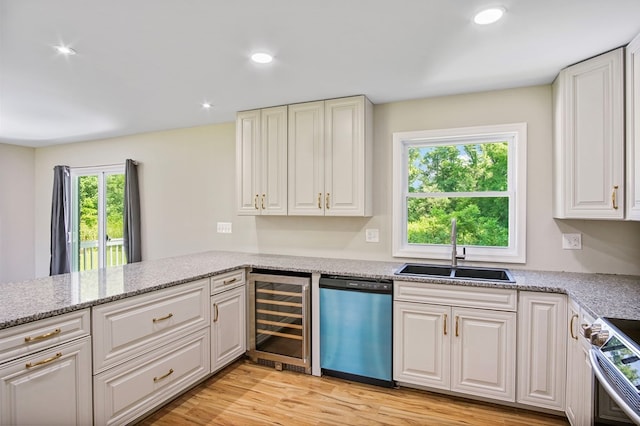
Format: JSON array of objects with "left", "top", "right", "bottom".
[{"left": 137, "top": 360, "right": 569, "bottom": 426}]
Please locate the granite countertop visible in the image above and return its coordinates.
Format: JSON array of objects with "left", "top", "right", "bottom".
[{"left": 1, "top": 250, "right": 639, "bottom": 330}]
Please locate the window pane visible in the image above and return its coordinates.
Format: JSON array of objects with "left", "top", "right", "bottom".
[
  {"left": 407, "top": 196, "right": 509, "bottom": 247},
  {"left": 78, "top": 175, "right": 98, "bottom": 271},
  {"left": 408, "top": 142, "right": 508, "bottom": 193},
  {"left": 106, "top": 174, "right": 127, "bottom": 267}
]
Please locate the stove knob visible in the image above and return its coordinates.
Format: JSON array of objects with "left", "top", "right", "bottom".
[
  {"left": 581, "top": 323, "right": 601, "bottom": 338},
  {"left": 591, "top": 330, "right": 610, "bottom": 347}
]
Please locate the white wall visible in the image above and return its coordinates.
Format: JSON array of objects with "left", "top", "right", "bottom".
[
  {"left": 31, "top": 85, "right": 640, "bottom": 278},
  {"left": 0, "top": 143, "right": 35, "bottom": 282}
]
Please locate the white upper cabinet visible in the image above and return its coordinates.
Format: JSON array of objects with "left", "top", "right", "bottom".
[
  {"left": 627, "top": 33, "right": 640, "bottom": 220},
  {"left": 288, "top": 95, "right": 373, "bottom": 216},
  {"left": 236, "top": 106, "right": 288, "bottom": 216},
  {"left": 288, "top": 101, "right": 325, "bottom": 215},
  {"left": 324, "top": 96, "right": 372, "bottom": 216},
  {"left": 553, "top": 48, "right": 625, "bottom": 219}
]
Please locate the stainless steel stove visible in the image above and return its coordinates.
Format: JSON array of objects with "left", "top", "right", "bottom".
[{"left": 588, "top": 317, "right": 640, "bottom": 425}]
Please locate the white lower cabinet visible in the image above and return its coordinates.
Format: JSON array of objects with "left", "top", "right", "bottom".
[
  {"left": 517, "top": 292, "right": 567, "bottom": 411},
  {"left": 94, "top": 328, "right": 210, "bottom": 426},
  {"left": 394, "top": 302, "right": 450, "bottom": 390},
  {"left": 394, "top": 282, "right": 517, "bottom": 402},
  {"left": 565, "top": 298, "right": 594, "bottom": 426},
  {"left": 0, "top": 336, "right": 92, "bottom": 426},
  {"left": 92, "top": 279, "right": 212, "bottom": 425},
  {"left": 450, "top": 307, "right": 516, "bottom": 401},
  {"left": 211, "top": 285, "right": 246, "bottom": 372}
]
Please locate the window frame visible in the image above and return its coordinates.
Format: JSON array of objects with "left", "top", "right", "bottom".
[
  {"left": 392, "top": 123, "right": 527, "bottom": 263},
  {"left": 70, "top": 164, "right": 125, "bottom": 271}
]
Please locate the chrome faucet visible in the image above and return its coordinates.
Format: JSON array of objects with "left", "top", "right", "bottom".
[{"left": 451, "top": 218, "right": 466, "bottom": 267}]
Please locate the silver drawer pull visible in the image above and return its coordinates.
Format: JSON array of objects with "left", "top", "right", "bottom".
[
  {"left": 152, "top": 313, "right": 173, "bottom": 323},
  {"left": 153, "top": 368, "right": 174, "bottom": 382},
  {"left": 24, "top": 328, "right": 61, "bottom": 343},
  {"left": 26, "top": 352, "right": 62, "bottom": 368},
  {"left": 223, "top": 277, "right": 238, "bottom": 285}
]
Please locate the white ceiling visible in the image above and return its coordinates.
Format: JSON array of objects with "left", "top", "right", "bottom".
[{"left": 2, "top": 1, "right": 640, "bottom": 148}]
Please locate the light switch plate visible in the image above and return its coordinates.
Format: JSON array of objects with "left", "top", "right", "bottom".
[
  {"left": 217, "top": 222, "right": 232, "bottom": 234},
  {"left": 365, "top": 228, "right": 379, "bottom": 243},
  {"left": 562, "top": 233, "right": 582, "bottom": 250}
]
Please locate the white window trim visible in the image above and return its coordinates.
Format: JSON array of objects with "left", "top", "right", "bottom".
[{"left": 392, "top": 123, "right": 527, "bottom": 264}]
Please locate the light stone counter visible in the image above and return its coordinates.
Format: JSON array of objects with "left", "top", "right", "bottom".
[{"left": 1, "top": 250, "right": 639, "bottom": 329}]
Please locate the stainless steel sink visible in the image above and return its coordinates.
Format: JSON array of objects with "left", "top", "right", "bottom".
[{"left": 395, "top": 263, "right": 515, "bottom": 283}]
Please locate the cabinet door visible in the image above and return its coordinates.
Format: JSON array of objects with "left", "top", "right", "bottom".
[
  {"left": 565, "top": 299, "right": 581, "bottom": 425},
  {"left": 393, "top": 301, "right": 450, "bottom": 390},
  {"left": 451, "top": 307, "right": 516, "bottom": 402},
  {"left": 517, "top": 292, "right": 567, "bottom": 410},
  {"left": 0, "top": 336, "right": 92, "bottom": 426},
  {"left": 236, "top": 109, "right": 261, "bottom": 215},
  {"left": 288, "top": 101, "right": 325, "bottom": 216},
  {"left": 324, "top": 96, "right": 372, "bottom": 216},
  {"left": 627, "top": 33, "right": 640, "bottom": 220},
  {"left": 261, "top": 106, "right": 288, "bottom": 215},
  {"left": 554, "top": 48, "right": 624, "bottom": 219},
  {"left": 211, "top": 286, "right": 246, "bottom": 372}
]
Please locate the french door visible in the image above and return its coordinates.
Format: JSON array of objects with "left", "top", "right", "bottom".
[{"left": 70, "top": 166, "right": 126, "bottom": 271}]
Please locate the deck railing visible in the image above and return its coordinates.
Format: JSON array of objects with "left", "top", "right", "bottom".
[{"left": 79, "top": 238, "right": 126, "bottom": 270}]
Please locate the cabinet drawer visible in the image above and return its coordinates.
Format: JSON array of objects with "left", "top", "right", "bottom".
[
  {"left": 211, "top": 269, "right": 246, "bottom": 294},
  {"left": 0, "top": 309, "right": 90, "bottom": 365},
  {"left": 93, "top": 328, "right": 210, "bottom": 426},
  {"left": 92, "top": 279, "right": 209, "bottom": 373},
  {"left": 394, "top": 281, "right": 517, "bottom": 311}
]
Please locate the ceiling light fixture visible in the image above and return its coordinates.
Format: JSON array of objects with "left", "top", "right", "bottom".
[
  {"left": 473, "top": 7, "right": 505, "bottom": 25},
  {"left": 201, "top": 102, "right": 213, "bottom": 109},
  {"left": 251, "top": 52, "right": 273, "bottom": 64},
  {"left": 54, "top": 45, "right": 77, "bottom": 55}
]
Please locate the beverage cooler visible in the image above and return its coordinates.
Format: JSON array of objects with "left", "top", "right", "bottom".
[{"left": 247, "top": 269, "right": 311, "bottom": 374}]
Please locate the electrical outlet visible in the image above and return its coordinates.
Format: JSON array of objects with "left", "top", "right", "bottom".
[
  {"left": 217, "top": 222, "right": 232, "bottom": 234},
  {"left": 562, "top": 233, "right": 582, "bottom": 250},
  {"left": 365, "top": 228, "right": 379, "bottom": 243}
]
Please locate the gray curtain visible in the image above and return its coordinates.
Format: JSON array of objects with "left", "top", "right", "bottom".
[
  {"left": 124, "top": 159, "right": 142, "bottom": 263},
  {"left": 50, "top": 165, "right": 71, "bottom": 275}
]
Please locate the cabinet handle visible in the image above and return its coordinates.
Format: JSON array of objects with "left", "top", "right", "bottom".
[
  {"left": 612, "top": 186, "right": 619, "bottom": 210},
  {"left": 325, "top": 193, "right": 330, "bottom": 209},
  {"left": 254, "top": 194, "right": 259, "bottom": 210},
  {"left": 152, "top": 313, "right": 173, "bottom": 323},
  {"left": 443, "top": 314, "right": 448, "bottom": 336},
  {"left": 570, "top": 314, "right": 579, "bottom": 340},
  {"left": 261, "top": 194, "right": 266, "bottom": 210},
  {"left": 26, "top": 352, "right": 62, "bottom": 369},
  {"left": 455, "top": 316, "right": 459, "bottom": 337},
  {"left": 24, "top": 328, "right": 61, "bottom": 343},
  {"left": 223, "top": 277, "right": 238, "bottom": 285},
  {"left": 317, "top": 193, "right": 322, "bottom": 209},
  {"left": 213, "top": 304, "right": 219, "bottom": 322},
  {"left": 153, "top": 368, "right": 174, "bottom": 383}
]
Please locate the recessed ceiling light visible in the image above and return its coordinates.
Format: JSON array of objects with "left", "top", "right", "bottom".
[
  {"left": 201, "top": 102, "right": 213, "bottom": 109},
  {"left": 251, "top": 52, "right": 273, "bottom": 64},
  {"left": 473, "top": 7, "right": 505, "bottom": 25},
  {"left": 54, "top": 45, "right": 77, "bottom": 55}
]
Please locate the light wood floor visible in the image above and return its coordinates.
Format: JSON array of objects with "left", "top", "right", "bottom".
[{"left": 137, "top": 359, "right": 569, "bottom": 426}]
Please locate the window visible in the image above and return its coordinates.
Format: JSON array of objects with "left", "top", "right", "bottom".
[
  {"left": 70, "top": 165, "right": 126, "bottom": 271},
  {"left": 392, "top": 123, "right": 527, "bottom": 263}
]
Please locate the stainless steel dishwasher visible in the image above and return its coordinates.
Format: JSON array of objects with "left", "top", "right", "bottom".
[{"left": 319, "top": 275, "right": 394, "bottom": 387}]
